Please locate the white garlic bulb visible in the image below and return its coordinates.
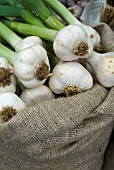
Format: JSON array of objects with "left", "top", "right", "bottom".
[
  {"left": 87, "top": 51, "right": 114, "bottom": 87},
  {"left": 0, "top": 92, "right": 26, "bottom": 123},
  {"left": 20, "top": 85, "right": 55, "bottom": 106},
  {"left": 53, "top": 24, "right": 93, "bottom": 61},
  {"left": 15, "top": 36, "right": 43, "bottom": 52},
  {"left": 49, "top": 61, "right": 93, "bottom": 96},
  {"left": 14, "top": 44, "right": 50, "bottom": 88},
  {"left": 81, "top": 25, "right": 100, "bottom": 48},
  {"left": 0, "top": 57, "right": 16, "bottom": 94}
]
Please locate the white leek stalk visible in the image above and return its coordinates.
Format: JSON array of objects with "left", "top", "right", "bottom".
[
  {"left": 0, "top": 92, "right": 26, "bottom": 123},
  {"left": 49, "top": 61, "right": 93, "bottom": 96},
  {"left": 20, "top": 85, "right": 55, "bottom": 106},
  {"left": 87, "top": 51, "right": 114, "bottom": 87},
  {"left": 0, "top": 57, "right": 16, "bottom": 93}
]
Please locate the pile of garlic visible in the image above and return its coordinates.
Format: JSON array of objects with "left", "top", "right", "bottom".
[
  {"left": 1, "top": 26, "right": 114, "bottom": 124},
  {"left": 0, "top": 37, "right": 55, "bottom": 123},
  {"left": 0, "top": 2, "right": 114, "bottom": 123}
]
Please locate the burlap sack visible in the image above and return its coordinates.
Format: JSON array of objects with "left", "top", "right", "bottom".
[
  {"left": 102, "top": 129, "right": 114, "bottom": 170},
  {"left": 0, "top": 24, "right": 114, "bottom": 170}
]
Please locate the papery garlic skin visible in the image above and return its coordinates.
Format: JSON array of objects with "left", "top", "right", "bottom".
[
  {"left": 53, "top": 24, "right": 93, "bottom": 61},
  {"left": 0, "top": 92, "right": 26, "bottom": 122},
  {"left": 49, "top": 62, "right": 93, "bottom": 96},
  {"left": 20, "top": 85, "right": 55, "bottom": 106},
  {"left": 15, "top": 36, "right": 43, "bottom": 52},
  {"left": 81, "top": 25, "right": 100, "bottom": 47},
  {"left": 0, "top": 57, "right": 16, "bottom": 94},
  {"left": 87, "top": 51, "right": 114, "bottom": 87},
  {"left": 14, "top": 45, "right": 50, "bottom": 88}
]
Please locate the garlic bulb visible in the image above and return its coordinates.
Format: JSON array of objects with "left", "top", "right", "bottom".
[
  {"left": 14, "top": 44, "right": 50, "bottom": 88},
  {"left": 53, "top": 24, "right": 93, "bottom": 61},
  {"left": 15, "top": 36, "right": 43, "bottom": 52},
  {"left": 49, "top": 61, "right": 93, "bottom": 96},
  {"left": 0, "top": 92, "right": 26, "bottom": 123},
  {"left": 85, "top": 62, "right": 94, "bottom": 76},
  {"left": 20, "top": 85, "right": 55, "bottom": 106},
  {"left": 81, "top": 25, "right": 100, "bottom": 48},
  {"left": 0, "top": 57, "right": 16, "bottom": 93},
  {"left": 87, "top": 51, "right": 114, "bottom": 87}
]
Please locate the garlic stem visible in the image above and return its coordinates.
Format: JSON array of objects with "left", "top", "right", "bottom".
[
  {"left": 0, "top": 21, "right": 22, "bottom": 49},
  {"left": 0, "top": 43, "right": 16, "bottom": 65},
  {"left": 45, "top": 0, "right": 80, "bottom": 25},
  {"left": 1, "top": 19, "right": 57, "bottom": 42},
  {"left": 21, "top": 0, "right": 65, "bottom": 30},
  {"left": 0, "top": 5, "right": 46, "bottom": 27}
]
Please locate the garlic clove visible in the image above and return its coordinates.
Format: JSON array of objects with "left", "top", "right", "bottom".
[
  {"left": 14, "top": 45, "right": 50, "bottom": 88},
  {"left": 0, "top": 92, "right": 26, "bottom": 123},
  {"left": 53, "top": 24, "right": 93, "bottom": 61},
  {"left": 0, "top": 57, "right": 16, "bottom": 94},
  {"left": 87, "top": 51, "right": 114, "bottom": 88},
  {"left": 15, "top": 36, "right": 43, "bottom": 52},
  {"left": 20, "top": 85, "right": 55, "bottom": 106},
  {"left": 49, "top": 61, "right": 93, "bottom": 96}
]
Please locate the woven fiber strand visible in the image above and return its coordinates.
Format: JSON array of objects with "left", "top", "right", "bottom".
[
  {"left": 102, "top": 129, "right": 114, "bottom": 170},
  {"left": 0, "top": 24, "right": 114, "bottom": 170}
]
